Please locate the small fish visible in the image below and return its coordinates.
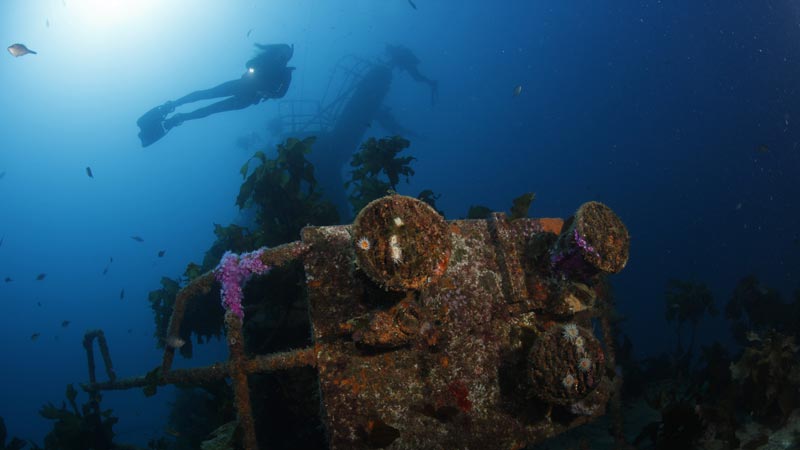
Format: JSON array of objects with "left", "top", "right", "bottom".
[
  {"left": 37, "top": 301, "right": 41, "bottom": 307},
  {"left": 407, "top": 0, "right": 417, "bottom": 9},
  {"left": 164, "top": 427, "right": 181, "bottom": 438},
  {"left": 165, "top": 336, "right": 185, "bottom": 349},
  {"left": 127, "top": 328, "right": 133, "bottom": 333},
  {"left": 157, "top": 250, "right": 165, "bottom": 257},
  {"left": 61, "top": 320, "right": 70, "bottom": 328},
  {"left": 131, "top": 236, "right": 144, "bottom": 242},
  {"left": 756, "top": 144, "right": 769, "bottom": 153},
  {"left": 246, "top": 28, "right": 253, "bottom": 38},
  {"left": 46, "top": 19, "right": 50, "bottom": 28},
  {"left": 0, "top": 235, "right": 4, "bottom": 246},
  {"left": 120, "top": 288, "right": 125, "bottom": 299},
  {"left": 4, "top": 277, "right": 12, "bottom": 283},
  {"left": 7, "top": 43, "right": 37, "bottom": 57},
  {"left": 30, "top": 333, "right": 40, "bottom": 341},
  {"left": 102, "top": 256, "right": 113, "bottom": 275},
  {"left": 513, "top": 85, "right": 523, "bottom": 97},
  {"left": 86, "top": 166, "right": 93, "bottom": 178},
  {"left": 35, "top": 273, "right": 46, "bottom": 281},
  {"left": 0, "top": 171, "right": 5, "bottom": 180}
]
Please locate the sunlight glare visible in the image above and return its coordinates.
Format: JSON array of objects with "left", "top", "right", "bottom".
[{"left": 70, "top": 0, "right": 159, "bottom": 29}]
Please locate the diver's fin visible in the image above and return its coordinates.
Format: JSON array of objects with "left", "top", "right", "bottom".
[{"left": 136, "top": 105, "right": 170, "bottom": 147}]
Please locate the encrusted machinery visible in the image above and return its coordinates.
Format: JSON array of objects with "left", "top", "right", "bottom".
[{"left": 81, "top": 194, "right": 630, "bottom": 450}]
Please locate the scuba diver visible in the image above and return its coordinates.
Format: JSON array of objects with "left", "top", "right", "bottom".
[
  {"left": 137, "top": 43, "right": 295, "bottom": 147},
  {"left": 385, "top": 44, "right": 438, "bottom": 105}
]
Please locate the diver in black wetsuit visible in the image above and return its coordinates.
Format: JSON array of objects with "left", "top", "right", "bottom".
[
  {"left": 385, "top": 44, "right": 438, "bottom": 105},
  {"left": 137, "top": 43, "right": 294, "bottom": 147}
]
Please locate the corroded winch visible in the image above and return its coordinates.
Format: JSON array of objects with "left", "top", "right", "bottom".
[
  {"left": 81, "top": 194, "right": 630, "bottom": 450},
  {"left": 302, "top": 195, "right": 629, "bottom": 449}
]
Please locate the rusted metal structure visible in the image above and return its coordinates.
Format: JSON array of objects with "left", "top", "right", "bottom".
[{"left": 81, "top": 195, "right": 630, "bottom": 450}]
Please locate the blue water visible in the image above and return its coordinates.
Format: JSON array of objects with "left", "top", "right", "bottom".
[{"left": 1, "top": 0, "right": 798, "bottom": 447}]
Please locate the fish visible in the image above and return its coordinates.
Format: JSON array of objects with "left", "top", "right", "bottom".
[
  {"left": 35, "top": 273, "right": 47, "bottom": 280},
  {"left": 37, "top": 301, "right": 41, "bottom": 307},
  {"left": 165, "top": 336, "right": 185, "bottom": 349},
  {"left": 30, "top": 333, "right": 40, "bottom": 341},
  {"left": 164, "top": 427, "right": 181, "bottom": 438},
  {"left": 120, "top": 288, "right": 125, "bottom": 299},
  {"left": 7, "top": 43, "right": 37, "bottom": 57},
  {"left": 61, "top": 320, "right": 70, "bottom": 328},
  {"left": 46, "top": 19, "right": 50, "bottom": 28},
  {"left": 513, "top": 85, "right": 523, "bottom": 97},
  {"left": 246, "top": 28, "right": 253, "bottom": 38},
  {"left": 0, "top": 171, "right": 5, "bottom": 180},
  {"left": 407, "top": 0, "right": 417, "bottom": 9},
  {"left": 127, "top": 328, "right": 133, "bottom": 333},
  {"left": 131, "top": 236, "right": 144, "bottom": 242},
  {"left": 4, "top": 277, "right": 12, "bottom": 283},
  {"left": 756, "top": 144, "right": 769, "bottom": 153},
  {"left": 157, "top": 250, "right": 165, "bottom": 257},
  {"left": 0, "top": 235, "right": 3, "bottom": 246},
  {"left": 102, "top": 256, "right": 113, "bottom": 275},
  {"left": 86, "top": 166, "right": 93, "bottom": 178}
]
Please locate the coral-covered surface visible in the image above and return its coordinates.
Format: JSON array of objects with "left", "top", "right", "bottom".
[
  {"left": 573, "top": 201, "right": 629, "bottom": 274},
  {"left": 351, "top": 195, "right": 450, "bottom": 291},
  {"left": 528, "top": 324, "right": 607, "bottom": 406},
  {"left": 303, "top": 207, "right": 619, "bottom": 449},
  {"left": 551, "top": 202, "right": 629, "bottom": 281}
]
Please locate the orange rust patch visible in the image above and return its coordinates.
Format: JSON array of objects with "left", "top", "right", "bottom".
[
  {"left": 531, "top": 279, "right": 549, "bottom": 303},
  {"left": 425, "top": 330, "right": 439, "bottom": 347},
  {"left": 448, "top": 380, "right": 472, "bottom": 412},
  {"left": 536, "top": 218, "right": 564, "bottom": 235},
  {"left": 433, "top": 254, "right": 450, "bottom": 278},
  {"left": 334, "top": 368, "right": 371, "bottom": 396}
]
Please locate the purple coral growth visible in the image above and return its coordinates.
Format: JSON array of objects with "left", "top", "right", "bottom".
[
  {"left": 549, "top": 228, "right": 603, "bottom": 280},
  {"left": 573, "top": 229, "right": 599, "bottom": 258},
  {"left": 213, "top": 248, "right": 271, "bottom": 319}
]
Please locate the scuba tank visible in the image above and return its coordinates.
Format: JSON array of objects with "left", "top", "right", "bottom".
[{"left": 247, "top": 43, "right": 294, "bottom": 73}]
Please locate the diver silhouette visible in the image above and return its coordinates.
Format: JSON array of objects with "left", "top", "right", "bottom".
[
  {"left": 385, "top": 44, "right": 438, "bottom": 105},
  {"left": 137, "top": 43, "right": 295, "bottom": 147}
]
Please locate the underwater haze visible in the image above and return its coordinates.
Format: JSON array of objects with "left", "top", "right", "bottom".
[{"left": 1, "top": 0, "right": 799, "bottom": 449}]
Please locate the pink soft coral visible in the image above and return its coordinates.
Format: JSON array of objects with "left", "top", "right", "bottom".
[{"left": 213, "top": 248, "right": 271, "bottom": 319}]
